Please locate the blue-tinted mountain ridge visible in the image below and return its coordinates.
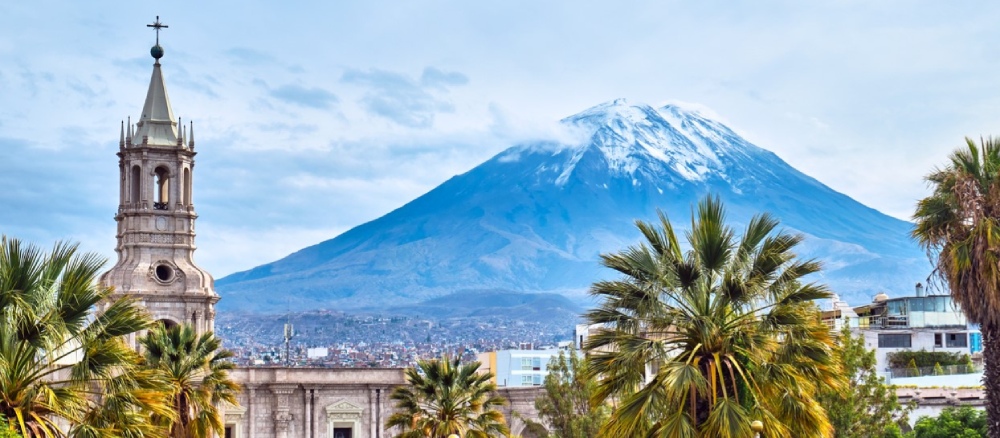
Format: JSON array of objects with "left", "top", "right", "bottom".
[{"left": 217, "top": 99, "right": 927, "bottom": 311}]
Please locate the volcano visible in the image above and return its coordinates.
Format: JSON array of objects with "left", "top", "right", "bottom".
[{"left": 217, "top": 99, "right": 927, "bottom": 312}]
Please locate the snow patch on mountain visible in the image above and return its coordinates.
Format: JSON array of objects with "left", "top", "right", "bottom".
[{"left": 531, "top": 99, "right": 751, "bottom": 186}]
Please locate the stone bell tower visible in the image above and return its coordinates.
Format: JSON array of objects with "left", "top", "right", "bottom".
[{"left": 99, "top": 17, "right": 217, "bottom": 334}]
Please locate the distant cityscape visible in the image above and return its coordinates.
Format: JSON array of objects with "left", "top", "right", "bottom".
[{"left": 216, "top": 310, "right": 578, "bottom": 368}]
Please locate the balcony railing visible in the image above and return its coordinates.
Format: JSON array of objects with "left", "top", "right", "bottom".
[
  {"left": 888, "top": 363, "right": 982, "bottom": 379},
  {"left": 859, "top": 315, "right": 910, "bottom": 329}
]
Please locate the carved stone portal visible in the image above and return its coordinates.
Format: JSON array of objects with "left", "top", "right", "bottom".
[{"left": 326, "top": 400, "right": 363, "bottom": 438}]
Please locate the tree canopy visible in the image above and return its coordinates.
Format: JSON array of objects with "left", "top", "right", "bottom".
[
  {"left": 388, "top": 357, "right": 508, "bottom": 438},
  {"left": 585, "top": 195, "right": 842, "bottom": 437},
  {"left": 910, "top": 407, "right": 986, "bottom": 438},
  {"left": 140, "top": 324, "right": 239, "bottom": 438},
  {"left": 913, "top": 137, "right": 1000, "bottom": 436},
  {"left": 534, "top": 347, "right": 608, "bottom": 438},
  {"left": 0, "top": 236, "right": 172, "bottom": 437},
  {"left": 819, "top": 325, "right": 910, "bottom": 438}
]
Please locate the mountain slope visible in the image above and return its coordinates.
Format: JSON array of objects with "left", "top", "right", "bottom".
[{"left": 217, "top": 99, "right": 927, "bottom": 312}]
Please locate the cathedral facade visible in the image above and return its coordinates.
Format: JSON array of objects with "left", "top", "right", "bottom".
[{"left": 97, "top": 25, "right": 541, "bottom": 438}]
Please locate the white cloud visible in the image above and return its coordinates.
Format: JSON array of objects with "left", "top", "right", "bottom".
[{"left": 1, "top": 0, "right": 998, "bottom": 274}]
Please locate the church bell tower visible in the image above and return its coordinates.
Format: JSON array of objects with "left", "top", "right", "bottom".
[{"left": 99, "top": 17, "right": 217, "bottom": 334}]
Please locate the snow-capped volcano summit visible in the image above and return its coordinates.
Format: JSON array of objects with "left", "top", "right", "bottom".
[
  {"left": 561, "top": 99, "right": 728, "bottom": 182},
  {"left": 217, "top": 99, "right": 927, "bottom": 313},
  {"left": 555, "top": 100, "right": 727, "bottom": 184},
  {"left": 502, "top": 99, "right": 801, "bottom": 197}
]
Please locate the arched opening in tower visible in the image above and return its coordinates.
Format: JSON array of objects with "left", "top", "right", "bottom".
[
  {"left": 154, "top": 166, "right": 170, "bottom": 210},
  {"left": 130, "top": 165, "right": 141, "bottom": 205}
]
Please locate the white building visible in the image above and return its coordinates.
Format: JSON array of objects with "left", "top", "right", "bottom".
[
  {"left": 477, "top": 349, "right": 564, "bottom": 387},
  {"left": 825, "top": 284, "right": 982, "bottom": 373}
]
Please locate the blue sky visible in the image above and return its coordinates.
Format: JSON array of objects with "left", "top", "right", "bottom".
[{"left": 2, "top": 1, "right": 999, "bottom": 277}]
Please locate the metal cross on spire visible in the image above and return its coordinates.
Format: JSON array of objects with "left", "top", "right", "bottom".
[{"left": 147, "top": 16, "right": 168, "bottom": 45}]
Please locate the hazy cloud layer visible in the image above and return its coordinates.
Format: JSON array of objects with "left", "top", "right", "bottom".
[
  {"left": 269, "top": 84, "right": 338, "bottom": 109},
  {"left": 342, "top": 67, "right": 468, "bottom": 128}
]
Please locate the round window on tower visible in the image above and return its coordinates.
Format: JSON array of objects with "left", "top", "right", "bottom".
[
  {"left": 149, "top": 260, "right": 182, "bottom": 285},
  {"left": 155, "top": 264, "right": 173, "bottom": 282}
]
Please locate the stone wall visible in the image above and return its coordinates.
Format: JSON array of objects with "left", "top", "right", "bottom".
[
  {"left": 228, "top": 367, "right": 406, "bottom": 438},
  {"left": 225, "top": 368, "right": 549, "bottom": 438},
  {"left": 497, "top": 387, "right": 545, "bottom": 436}
]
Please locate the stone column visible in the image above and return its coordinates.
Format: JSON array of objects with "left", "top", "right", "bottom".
[
  {"left": 247, "top": 386, "right": 256, "bottom": 438},
  {"left": 304, "top": 388, "right": 313, "bottom": 438},
  {"left": 274, "top": 414, "right": 292, "bottom": 438},
  {"left": 375, "top": 387, "right": 383, "bottom": 438},
  {"left": 271, "top": 385, "right": 296, "bottom": 438},
  {"left": 207, "top": 308, "right": 216, "bottom": 332},
  {"left": 192, "top": 309, "right": 202, "bottom": 333},
  {"left": 370, "top": 387, "right": 376, "bottom": 438}
]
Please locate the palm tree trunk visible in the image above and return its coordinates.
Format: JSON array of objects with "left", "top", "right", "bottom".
[{"left": 984, "top": 325, "right": 1000, "bottom": 438}]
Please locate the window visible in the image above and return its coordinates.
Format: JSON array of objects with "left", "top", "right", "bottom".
[
  {"left": 887, "top": 300, "right": 908, "bottom": 316},
  {"left": 934, "top": 333, "right": 943, "bottom": 348},
  {"left": 532, "top": 357, "right": 542, "bottom": 371},
  {"left": 224, "top": 426, "right": 234, "bottom": 438},
  {"left": 521, "top": 358, "right": 532, "bottom": 370},
  {"left": 533, "top": 374, "right": 542, "bottom": 386},
  {"left": 877, "top": 334, "right": 911, "bottom": 348},
  {"left": 521, "top": 375, "right": 533, "bottom": 386},
  {"left": 946, "top": 333, "right": 968, "bottom": 348},
  {"left": 154, "top": 264, "right": 173, "bottom": 282}
]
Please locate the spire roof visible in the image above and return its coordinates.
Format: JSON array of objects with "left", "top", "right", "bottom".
[
  {"left": 132, "top": 16, "right": 179, "bottom": 146},
  {"left": 132, "top": 63, "right": 178, "bottom": 146}
]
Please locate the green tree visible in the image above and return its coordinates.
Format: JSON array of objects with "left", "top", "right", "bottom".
[
  {"left": 0, "top": 417, "right": 21, "bottom": 438},
  {"left": 933, "top": 363, "right": 945, "bottom": 376},
  {"left": 913, "top": 137, "right": 1000, "bottom": 436},
  {"left": 534, "top": 348, "right": 609, "bottom": 438},
  {"left": 140, "top": 324, "right": 240, "bottom": 438},
  {"left": 819, "top": 325, "right": 911, "bottom": 438},
  {"left": 387, "top": 357, "right": 509, "bottom": 438},
  {"left": 0, "top": 236, "right": 172, "bottom": 437},
  {"left": 585, "top": 195, "right": 842, "bottom": 438},
  {"left": 910, "top": 406, "right": 987, "bottom": 438},
  {"left": 518, "top": 420, "right": 549, "bottom": 438},
  {"left": 909, "top": 359, "right": 920, "bottom": 376}
]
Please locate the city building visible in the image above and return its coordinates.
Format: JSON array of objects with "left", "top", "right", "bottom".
[
  {"left": 477, "top": 349, "right": 563, "bottom": 387},
  {"left": 823, "top": 283, "right": 982, "bottom": 372}
]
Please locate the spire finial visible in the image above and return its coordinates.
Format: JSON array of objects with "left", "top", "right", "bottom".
[
  {"left": 189, "top": 120, "right": 195, "bottom": 148},
  {"left": 120, "top": 120, "right": 125, "bottom": 147},
  {"left": 147, "top": 16, "right": 168, "bottom": 62}
]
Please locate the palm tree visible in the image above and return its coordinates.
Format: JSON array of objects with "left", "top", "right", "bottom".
[
  {"left": 140, "top": 324, "right": 240, "bottom": 438},
  {"left": 387, "top": 357, "right": 509, "bottom": 438},
  {"left": 585, "top": 195, "right": 842, "bottom": 438},
  {"left": 0, "top": 236, "right": 172, "bottom": 437},
  {"left": 913, "top": 137, "right": 1000, "bottom": 437}
]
